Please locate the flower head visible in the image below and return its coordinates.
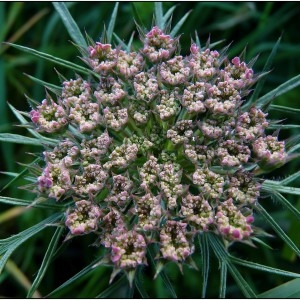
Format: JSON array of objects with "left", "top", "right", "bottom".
[{"left": 28, "top": 25, "right": 288, "bottom": 276}]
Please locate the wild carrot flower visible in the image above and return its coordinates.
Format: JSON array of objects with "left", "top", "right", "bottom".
[{"left": 27, "top": 24, "right": 288, "bottom": 281}]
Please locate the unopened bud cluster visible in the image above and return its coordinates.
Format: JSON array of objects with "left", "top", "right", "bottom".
[{"left": 29, "top": 26, "right": 287, "bottom": 274}]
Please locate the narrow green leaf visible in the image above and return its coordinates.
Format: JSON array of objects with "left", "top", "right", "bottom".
[
  {"left": 135, "top": 266, "right": 150, "bottom": 298},
  {"left": 270, "top": 104, "right": 300, "bottom": 114},
  {"left": 219, "top": 261, "right": 227, "bottom": 298},
  {"left": 208, "top": 234, "right": 257, "bottom": 298},
  {"left": 131, "top": 3, "right": 147, "bottom": 32},
  {"left": 279, "top": 170, "right": 300, "bottom": 186},
  {"left": 148, "top": 245, "right": 177, "bottom": 298},
  {"left": 0, "top": 196, "right": 65, "bottom": 210},
  {"left": 288, "top": 144, "right": 300, "bottom": 155},
  {"left": 0, "top": 133, "right": 43, "bottom": 146},
  {"left": 0, "top": 157, "right": 41, "bottom": 192},
  {"left": 27, "top": 226, "right": 64, "bottom": 298},
  {"left": 265, "top": 184, "right": 300, "bottom": 196},
  {"left": 198, "top": 233, "right": 210, "bottom": 298},
  {"left": 256, "top": 74, "right": 300, "bottom": 109},
  {"left": 262, "top": 188, "right": 300, "bottom": 221},
  {"left": 259, "top": 278, "right": 300, "bottom": 298},
  {"left": 96, "top": 274, "right": 127, "bottom": 298},
  {"left": 230, "top": 256, "right": 300, "bottom": 278},
  {"left": 46, "top": 258, "right": 103, "bottom": 298},
  {"left": 126, "top": 31, "right": 135, "bottom": 52},
  {"left": 248, "top": 36, "right": 282, "bottom": 106},
  {"left": 170, "top": 10, "right": 192, "bottom": 37},
  {"left": 154, "top": 2, "right": 164, "bottom": 30},
  {"left": 255, "top": 203, "right": 300, "bottom": 257},
  {"left": 268, "top": 124, "right": 300, "bottom": 130},
  {"left": 6, "top": 43, "right": 99, "bottom": 78},
  {"left": 163, "top": 5, "right": 177, "bottom": 24},
  {"left": 0, "top": 213, "right": 62, "bottom": 274},
  {"left": 24, "top": 73, "right": 62, "bottom": 94},
  {"left": 107, "top": 2, "right": 119, "bottom": 44},
  {"left": 263, "top": 180, "right": 300, "bottom": 195},
  {"left": 52, "top": 2, "right": 87, "bottom": 48}
]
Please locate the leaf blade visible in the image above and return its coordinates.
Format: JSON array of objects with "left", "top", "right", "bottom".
[
  {"left": 52, "top": 2, "right": 87, "bottom": 48},
  {"left": 27, "top": 226, "right": 64, "bottom": 298}
]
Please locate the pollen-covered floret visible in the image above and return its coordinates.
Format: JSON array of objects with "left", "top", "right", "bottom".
[
  {"left": 65, "top": 200, "right": 102, "bottom": 235},
  {"left": 180, "top": 193, "right": 214, "bottom": 231},
  {"left": 110, "top": 229, "right": 147, "bottom": 269},
  {"left": 74, "top": 164, "right": 108, "bottom": 196},
  {"left": 215, "top": 198, "right": 254, "bottom": 240},
  {"left": 30, "top": 98, "right": 68, "bottom": 133},
  {"left": 192, "top": 168, "right": 224, "bottom": 199},
  {"left": 94, "top": 77, "right": 126, "bottom": 106},
  {"left": 133, "top": 71, "right": 159, "bottom": 102},
  {"left": 116, "top": 50, "right": 144, "bottom": 78},
  {"left": 182, "top": 82, "right": 207, "bottom": 113},
  {"left": 88, "top": 42, "right": 118, "bottom": 73},
  {"left": 160, "top": 221, "right": 194, "bottom": 262},
  {"left": 159, "top": 162, "right": 183, "bottom": 209},
  {"left": 135, "top": 193, "right": 162, "bottom": 231},
  {"left": 159, "top": 55, "right": 190, "bottom": 85},
  {"left": 227, "top": 172, "right": 261, "bottom": 205},
  {"left": 102, "top": 106, "right": 128, "bottom": 131},
  {"left": 252, "top": 135, "right": 287, "bottom": 167},
  {"left": 236, "top": 107, "right": 269, "bottom": 141},
  {"left": 38, "top": 162, "right": 71, "bottom": 200},
  {"left": 157, "top": 89, "right": 180, "bottom": 120},
  {"left": 216, "top": 139, "right": 251, "bottom": 167},
  {"left": 106, "top": 174, "right": 132, "bottom": 206},
  {"left": 142, "top": 26, "right": 175, "bottom": 63},
  {"left": 189, "top": 45, "right": 220, "bottom": 80}
]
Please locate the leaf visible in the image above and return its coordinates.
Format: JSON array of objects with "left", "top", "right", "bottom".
[
  {"left": 198, "top": 233, "right": 210, "bottom": 298},
  {"left": 0, "top": 196, "right": 65, "bottom": 210},
  {"left": 259, "top": 278, "right": 300, "bottom": 298},
  {"left": 230, "top": 256, "right": 300, "bottom": 278},
  {"left": 219, "top": 261, "right": 227, "bottom": 298},
  {"left": 154, "top": 2, "right": 164, "bottom": 30},
  {"left": 208, "top": 233, "right": 257, "bottom": 298},
  {"left": 6, "top": 43, "right": 99, "bottom": 78},
  {"left": 95, "top": 274, "right": 127, "bottom": 298},
  {"left": 148, "top": 245, "right": 177, "bottom": 298},
  {"left": 131, "top": 3, "right": 147, "bottom": 32},
  {"left": 24, "top": 73, "right": 62, "bottom": 94},
  {"left": 27, "top": 226, "right": 64, "bottom": 298},
  {"left": 255, "top": 203, "right": 300, "bottom": 257},
  {"left": 163, "top": 5, "right": 177, "bottom": 24},
  {"left": 107, "top": 2, "right": 119, "bottom": 44},
  {"left": 46, "top": 257, "right": 103, "bottom": 298},
  {"left": 268, "top": 124, "right": 300, "bottom": 130},
  {"left": 0, "top": 213, "right": 62, "bottom": 274},
  {"left": 134, "top": 266, "right": 150, "bottom": 298},
  {"left": 52, "top": 2, "right": 87, "bottom": 48},
  {"left": 0, "top": 133, "right": 43, "bottom": 146},
  {"left": 170, "top": 10, "right": 192, "bottom": 37},
  {"left": 262, "top": 187, "right": 300, "bottom": 221},
  {"left": 247, "top": 36, "right": 282, "bottom": 107},
  {"left": 256, "top": 74, "right": 300, "bottom": 109},
  {"left": 263, "top": 180, "right": 300, "bottom": 195},
  {"left": 270, "top": 104, "right": 300, "bottom": 114}
]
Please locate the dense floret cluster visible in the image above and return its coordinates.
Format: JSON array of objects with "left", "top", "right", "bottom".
[{"left": 29, "top": 26, "right": 287, "bottom": 276}]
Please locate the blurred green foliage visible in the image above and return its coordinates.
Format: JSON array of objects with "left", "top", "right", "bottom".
[{"left": 0, "top": 2, "right": 300, "bottom": 297}]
